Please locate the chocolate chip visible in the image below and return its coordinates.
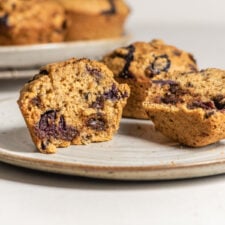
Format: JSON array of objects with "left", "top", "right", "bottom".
[
  {"left": 101, "top": 0, "right": 116, "bottom": 15},
  {"left": 173, "top": 49, "right": 182, "bottom": 56},
  {"left": 154, "top": 81, "right": 188, "bottom": 105},
  {"left": 188, "top": 53, "right": 197, "bottom": 64},
  {"left": 104, "top": 83, "right": 120, "bottom": 100},
  {"left": 187, "top": 100, "right": 215, "bottom": 110},
  {"left": 30, "top": 96, "right": 42, "bottom": 107},
  {"left": 58, "top": 116, "right": 79, "bottom": 141},
  {"left": 187, "top": 100, "right": 216, "bottom": 119},
  {"left": 37, "top": 110, "right": 57, "bottom": 139},
  {"left": 39, "top": 70, "right": 49, "bottom": 75},
  {"left": 152, "top": 79, "right": 178, "bottom": 86},
  {"left": 89, "top": 84, "right": 128, "bottom": 109},
  {"left": 86, "top": 65, "right": 102, "bottom": 82},
  {"left": 0, "top": 14, "right": 9, "bottom": 27},
  {"left": 205, "top": 111, "right": 215, "bottom": 119},
  {"left": 104, "top": 83, "right": 128, "bottom": 100},
  {"left": 146, "top": 55, "right": 171, "bottom": 78},
  {"left": 86, "top": 114, "right": 107, "bottom": 131},
  {"left": 187, "top": 96, "right": 225, "bottom": 112},
  {"left": 160, "top": 94, "right": 184, "bottom": 105},
  {"left": 35, "top": 110, "right": 79, "bottom": 143},
  {"left": 90, "top": 96, "right": 105, "bottom": 110},
  {"left": 119, "top": 45, "right": 135, "bottom": 79},
  {"left": 169, "top": 82, "right": 188, "bottom": 96},
  {"left": 212, "top": 95, "right": 225, "bottom": 110}
]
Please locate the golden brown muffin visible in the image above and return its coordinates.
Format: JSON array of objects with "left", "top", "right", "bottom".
[
  {"left": 18, "top": 58, "right": 130, "bottom": 153},
  {"left": 103, "top": 39, "right": 198, "bottom": 119},
  {"left": 143, "top": 69, "right": 225, "bottom": 147},
  {"left": 56, "top": 0, "right": 130, "bottom": 41},
  {"left": 0, "top": 0, "right": 67, "bottom": 45}
]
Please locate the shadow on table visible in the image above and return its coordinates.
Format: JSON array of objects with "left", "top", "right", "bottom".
[{"left": 0, "top": 161, "right": 224, "bottom": 191}]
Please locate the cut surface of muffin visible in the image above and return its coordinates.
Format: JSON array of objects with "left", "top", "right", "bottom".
[
  {"left": 143, "top": 69, "right": 225, "bottom": 147},
  {"left": 18, "top": 58, "right": 130, "bottom": 153}
]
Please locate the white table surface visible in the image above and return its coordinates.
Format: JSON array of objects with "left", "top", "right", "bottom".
[{"left": 1, "top": 19, "right": 225, "bottom": 225}]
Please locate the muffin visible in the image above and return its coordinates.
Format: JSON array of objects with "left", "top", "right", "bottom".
[
  {"left": 18, "top": 58, "right": 130, "bottom": 153},
  {"left": 143, "top": 69, "right": 225, "bottom": 147},
  {"left": 103, "top": 39, "right": 198, "bottom": 119},
  {"left": 56, "top": 0, "right": 130, "bottom": 41},
  {"left": 0, "top": 0, "right": 66, "bottom": 45}
]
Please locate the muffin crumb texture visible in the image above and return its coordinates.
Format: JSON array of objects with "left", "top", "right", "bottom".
[
  {"left": 18, "top": 58, "right": 130, "bottom": 153},
  {"left": 143, "top": 68, "right": 225, "bottom": 147}
]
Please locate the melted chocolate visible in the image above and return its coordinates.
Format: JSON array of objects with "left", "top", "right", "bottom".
[
  {"left": 147, "top": 55, "right": 171, "bottom": 78},
  {"left": 104, "top": 83, "right": 128, "bottom": 100},
  {"left": 187, "top": 100, "right": 215, "bottom": 110},
  {"left": 86, "top": 65, "right": 102, "bottom": 82},
  {"left": 212, "top": 95, "right": 225, "bottom": 110},
  {"left": 119, "top": 45, "right": 135, "bottom": 79},
  {"left": 90, "top": 96, "right": 105, "bottom": 110},
  {"left": 35, "top": 110, "right": 79, "bottom": 150}
]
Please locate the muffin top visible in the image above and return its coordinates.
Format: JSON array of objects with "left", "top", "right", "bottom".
[
  {"left": 0, "top": 0, "right": 66, "bottom": 44},
  {"left": 56, "top": 0, "right": 130, "bottom": 15},
  {"left": 103, "top": 39, "right": 198, "bottom": 83},
  {"left": 0, "top": 0, "right": 65, "bottom": 26}
]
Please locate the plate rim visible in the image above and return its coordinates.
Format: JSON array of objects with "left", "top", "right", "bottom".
[
  {"left": 1, "top": 146, "right": 225, "bottom": 180},
  {"left": 0, "top": 35, "right": 130, "bottom": 53},
  {"left": 0, "top": 145, "right": 225, "bottom": 170}
]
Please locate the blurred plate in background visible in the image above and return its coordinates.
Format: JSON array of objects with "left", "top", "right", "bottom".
[{"left": 0, "top": 35, "right": 130, "bottom": 70}]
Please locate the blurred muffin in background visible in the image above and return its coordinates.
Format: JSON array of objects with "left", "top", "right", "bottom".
[
  {"left": 0, "top": 0, "right": 66, "bottom": 45},
  {"left": 56, "top": 0, "right": 130, "bottom": 41}
]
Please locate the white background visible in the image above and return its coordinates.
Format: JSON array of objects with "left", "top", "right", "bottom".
[
  {"left": 126, "top": 0, "right": 225, "bottom": 70},
  {"left": 128, "top": 0, "right": 225, "bottom": 24},
  {"left": 1, "top": 1, "right": 225, "bottom": 225}
]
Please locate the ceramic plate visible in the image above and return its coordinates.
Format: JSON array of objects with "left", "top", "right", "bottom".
[
  {"left": 1, "top": 96, "right": 225, "bottom": 180},
  {"left": 0, "top": 69, "right": 38, "bottom": 79},
  {"left": 0, "top": 35, "right": 130, "bottom": 70}
]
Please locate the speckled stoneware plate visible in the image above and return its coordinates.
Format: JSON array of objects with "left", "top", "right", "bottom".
[
  {"left": 1, "top": 96, "right": 225, "bottom": 180},
  {"left": 0, "top": 35, "right": 130, "bottom": 70}
]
